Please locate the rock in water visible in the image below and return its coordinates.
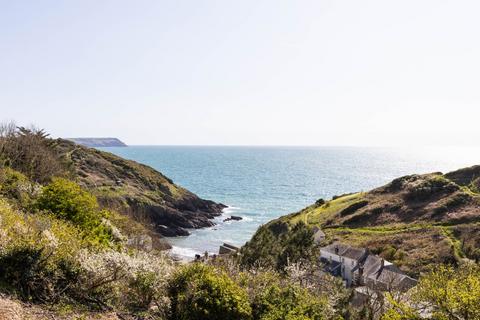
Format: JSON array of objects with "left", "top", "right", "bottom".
[{"left": 223, "top": 215, "right": 243, "bottom": 222}]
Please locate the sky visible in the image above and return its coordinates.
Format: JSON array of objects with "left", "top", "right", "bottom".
[{"left": 1, "top": 0, "right": 479, "bottom": 146}]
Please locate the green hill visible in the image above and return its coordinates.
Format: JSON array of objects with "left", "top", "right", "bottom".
[{"left": 241, "top": 166, "right": 480, "bottom": 277}]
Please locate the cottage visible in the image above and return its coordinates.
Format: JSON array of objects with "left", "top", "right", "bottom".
[
  {"left": 320, "top": 243, "right": 368, "bottom": 286},
  {"left": 320, "top": 242, "right": 417, "bottom": 291}
]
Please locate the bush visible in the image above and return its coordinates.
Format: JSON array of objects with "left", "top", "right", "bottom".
[
  {"left": 0, "top": 199, "right": 83, "bottom": 302},
  {"left": 252, "top": 284, "right": 329, "bottom": 320},
  {"left": 384, "top": 263, "right": 480, "bottom": 320},
  {"left": 76, "top": 249, "right": 173, "bottom": 314},
  {"left": 35, "top": 178, "right": 114, "bottom": 246},
  {"left": 168, "top": 263, "right": 252, "bottom": 320},
  {"left": 0, "top": 168, "right": 38, "bottom": 206},
  {"left": 0, "top": 246, "right": 78, "bottom": 302}
]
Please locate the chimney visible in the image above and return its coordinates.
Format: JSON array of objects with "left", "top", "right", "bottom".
[
  {"left": 380, "top": 258, "right": 385, "bottom": 268},
  {"left": 335, "top": 246, "right": 339, "bottom": 254}
]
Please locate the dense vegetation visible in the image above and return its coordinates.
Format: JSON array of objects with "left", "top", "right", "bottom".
[
  {"left": 0, "top": 123, "right": 479, "bottom": 319},
  {"left": 239, "top": 220, "right": 316, "bottom": 271}
]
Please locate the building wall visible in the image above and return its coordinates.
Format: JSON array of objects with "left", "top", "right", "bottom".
[{"left": 320, "top": 250, "right": 359, "bottom": 287}]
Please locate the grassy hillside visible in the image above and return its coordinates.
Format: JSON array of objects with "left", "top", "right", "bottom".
[
  {"left": 56, "top": 139, "right": 225, "bottom": 237},
  {"left": 242, "top": 167, "right": 480, "bottom": 277}
]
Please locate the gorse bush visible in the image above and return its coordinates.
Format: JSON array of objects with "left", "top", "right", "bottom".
[
  {"left": 35, "top": 178, "right": 114, "bottom": 246},
  {"left": 168, "top": 263, "right": 252, "bottom": 320},
  {"left": 0, "top": 198, "right": 83, "bottom": 302}
]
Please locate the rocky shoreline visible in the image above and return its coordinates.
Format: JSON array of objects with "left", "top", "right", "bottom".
[{"left": 57, "top": 139, "right": 227, "bottom": 242}]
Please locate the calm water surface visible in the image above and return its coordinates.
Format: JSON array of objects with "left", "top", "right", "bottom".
[{"left": 100, "top": 146, "right": 480, "bottom": 258}]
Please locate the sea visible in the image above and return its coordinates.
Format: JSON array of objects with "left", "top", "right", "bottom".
[{"left": 99, "top": 146, "right": 480, "bottom": 259}]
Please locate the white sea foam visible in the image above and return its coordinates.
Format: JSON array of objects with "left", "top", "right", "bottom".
[
  {"left": 169, "top": 246, "right": 199, "bottom": 260},
  {"left": 222, "top": 206, "right": 241, "bottom": 214}
]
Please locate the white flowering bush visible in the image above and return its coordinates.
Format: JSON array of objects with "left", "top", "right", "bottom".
[{"left": 76, "top": 248, "right": 174, "bottom": 314}]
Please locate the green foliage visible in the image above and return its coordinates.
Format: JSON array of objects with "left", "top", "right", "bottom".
[
  {"left": 252, "top": 284, "right": 329, "bottom": 320},
  {"left": 168, "top": 263, "right": 252, "bottom": 320},
  {"left": 0, "top": 198, "right": 84, "bottom": 302},
  {"left": 35, "top": 178, "right": 114, "bottom": 246},
  {"left": 383, "top": 263, "right": 480, "bottom": 320},
  {"left": 0, "top": 167, "right": 37, "bottom": 206},
  {"left": 240, "top": 221, "right": 316, "bottom": 271}
]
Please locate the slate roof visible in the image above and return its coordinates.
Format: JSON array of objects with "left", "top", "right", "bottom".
[
  {"left": 321, "top": 243, "right": 417, "bottom": 291},
  {"left": 362, "top": 255, "right": 417, "bottom": 290},
  {"left": 321, "top": 242, "right": 367, "bottom": 261}
]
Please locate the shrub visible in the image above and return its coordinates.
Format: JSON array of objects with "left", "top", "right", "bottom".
[
  {"left": 0, "top": 245, "right": 78, "bottom": 302},
  {"left": 0, "top": 168, "right": 39, "bottom": 206},
  {"left": 252, "top": 283, "right": 329, "bottom": 320},
  {"left": 35, "top": 178, "right": 114, "bottom": 246},
  {"left": 404, "top": 175, "right": 458, "bottom": 201},
  {"left": 76, "top": 249, "right": 173, "bottom": 313},
  {"left": 384, "top": 263, "right": 480, "bottom": 320},
  {"left": 168, "top": 263, "right": 252, "bottom": 320},
  {"left": 0, "top": 199, "right": 83, "bottom": 302}
]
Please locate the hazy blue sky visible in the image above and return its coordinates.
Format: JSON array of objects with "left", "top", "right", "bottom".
[{"left": 1, "top": 0, "right": 479, "bottom": 146}]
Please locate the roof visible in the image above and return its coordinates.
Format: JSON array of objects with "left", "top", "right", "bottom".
[
  {"left": 363, "top": 255, "right": 417, "bottom": 290},
  {"left": 321, "top": 243, "right": 367, "bottom": 261},
  {"left": 342, "top": 247, "right": 368, "bottom": 260}
]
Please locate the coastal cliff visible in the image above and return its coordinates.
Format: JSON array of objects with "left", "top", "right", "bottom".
[
  {"left": 57, "top": 139, "right": 226, "bottom": 238},
  {"left": 67, "top": 137, "right": 128, "bottom": 147}
]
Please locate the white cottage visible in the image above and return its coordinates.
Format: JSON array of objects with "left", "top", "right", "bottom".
[{"left": 320, "top": 243, "right": 368, "bottom": 286}]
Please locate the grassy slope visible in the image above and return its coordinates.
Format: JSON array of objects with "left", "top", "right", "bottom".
[
  {"left": 56, "top": 139, "right": 225, "bottom": 237},
  {"left": 254, "top": 167, "right": 480, "bottom": 277}
]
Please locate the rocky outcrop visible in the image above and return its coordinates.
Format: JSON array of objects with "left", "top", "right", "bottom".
[{"left": 57, "top": 139, "right": 226, "bottom": 239}]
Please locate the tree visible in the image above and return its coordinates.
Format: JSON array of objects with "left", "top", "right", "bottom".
[{"left": 0, "top": 122, "right": 68, "bottom": 183}]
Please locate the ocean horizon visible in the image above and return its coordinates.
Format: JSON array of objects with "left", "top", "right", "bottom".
[{"left": 100, "top": 145, "right": 480, "bottom": 259}]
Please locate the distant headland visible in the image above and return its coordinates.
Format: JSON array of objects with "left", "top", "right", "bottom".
[{"left": 67, "top": 137, "right": 127, "bottom": 147}]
